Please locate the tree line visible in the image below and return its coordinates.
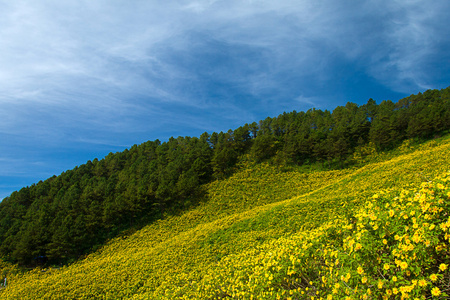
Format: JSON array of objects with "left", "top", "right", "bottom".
[{"left": 1, "top": 86, "right": 449, "bottom": 265}]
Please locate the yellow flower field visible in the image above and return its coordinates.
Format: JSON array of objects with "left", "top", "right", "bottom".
[{"left": 1, "top": 135, "right": 450, "bottom": 299}]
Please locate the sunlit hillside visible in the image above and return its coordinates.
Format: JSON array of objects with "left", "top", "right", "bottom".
[{"left": 2, "top": 135, "right": 450, "bottom": 299}]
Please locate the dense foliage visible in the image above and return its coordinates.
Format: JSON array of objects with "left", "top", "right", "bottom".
[
  {"left": 1, "top": 132, "right": 450, "bottom": 299},
  {"left": 187, "top": 173, "right": 450, "bottom": 299},
  {"left": 0, "top": 86, "right": 449, "bottom": 265},
  {"left": 0, "top": 136, "right": 213, "bottom": 265}
]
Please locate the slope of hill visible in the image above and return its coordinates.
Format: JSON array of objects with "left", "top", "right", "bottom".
[
  {"left": 1, "top": 86, "right": 449, "bottom": 267},
  {"left": 1, "top": 134, "right": 450, "bottom": 299}
]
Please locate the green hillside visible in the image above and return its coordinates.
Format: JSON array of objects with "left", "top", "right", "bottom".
[
  {"left": 1, "top": 134, "right": 450, "bottom": 299},
  {"left": 1, "top": 87, "right": 449, "bottom": 268}
]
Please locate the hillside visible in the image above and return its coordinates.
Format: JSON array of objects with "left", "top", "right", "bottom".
[
  {"left": 1, "top": 86, "right": 449, "bottom": 267},
  {"left": 1, "top": 134, "right": 450, "bottom": 299}
]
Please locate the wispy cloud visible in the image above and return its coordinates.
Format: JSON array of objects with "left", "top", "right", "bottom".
[{"left": 2, "top": 1, "right": 447, "bottom": 111}]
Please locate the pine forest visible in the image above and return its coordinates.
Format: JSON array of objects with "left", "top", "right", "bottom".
[{"left": 1, "top": 86, "right": 450, "bottom": 299}]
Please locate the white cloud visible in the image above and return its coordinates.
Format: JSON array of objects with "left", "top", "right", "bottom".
[
  {"left": 1, "top": 0, "right": 446, "bottom": 112},
  {"left": 0, "top": 1, "right": 444, "bottom": 131},
  {"left": 295, "top": 95, "right": 318, "bottom": 107}
]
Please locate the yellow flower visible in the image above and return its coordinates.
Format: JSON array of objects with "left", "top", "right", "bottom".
[
  {"left": 430, "top": 274, "right": 438, "bottom": 282},
  {"left": 418, "top": 279, "right": 427, "bottom": 287},
  {"left": 431, "top": 287, "right": 441, "bottom": 296},
  {"left": 382, "top": 239, "right": 388, "bottom": 245},
  {"left": 389, "top": 210, "right": 395, "bottom": 217},
  {"left": 361, "top": 276, "right": 368, "bottom": 284},
  {"left": 383, "top": 263, "right": 390, "bottom": 270},
  {"left": 399, "top": 261, "right": 408, "bottom": 270},
  {"left": 357, "top": 266, "right": 364, "bottom": 274},
  {"left": 392, "top": 276, "right": 397, "bottom": 282},
  {"left": 439, "top": 263, "right": 448, "bottom": 271},
  {"left": 377, "top": 280, "right": 383, "bottom": 289}
]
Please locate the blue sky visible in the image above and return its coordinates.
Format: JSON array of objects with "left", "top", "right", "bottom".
[{"left": 1, "top": 0, "right": 450, "bottom": 200}]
